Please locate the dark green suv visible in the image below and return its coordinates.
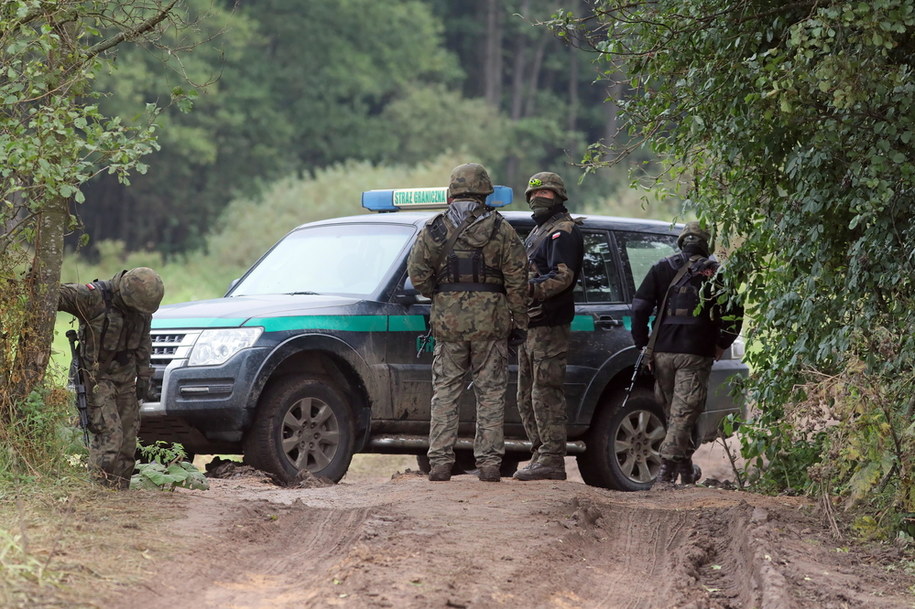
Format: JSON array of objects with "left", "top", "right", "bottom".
[{"left": 140, "top": 187, "right": 746, "bottom": 491}]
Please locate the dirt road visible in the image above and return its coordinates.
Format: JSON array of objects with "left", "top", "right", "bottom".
[{"left": 87, "top": 456, "right": 913, "bottom": 609}]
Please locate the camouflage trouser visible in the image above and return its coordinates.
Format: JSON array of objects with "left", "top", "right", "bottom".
[
  {"left": 87, "top": 374, "right": 140, "bottom": 489},
  {"left": 516, "top": 324, "right": 569, "bottom": 466},
  {"left": 652, "top": 352, "right": 714, "bottom": 461},
  {"left": 428, "top": 339, "right": 507, "bottom": 469}
]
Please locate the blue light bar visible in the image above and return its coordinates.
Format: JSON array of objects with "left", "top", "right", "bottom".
[{"left": 362, "top": 185, "right": 514, "bottom": 212}]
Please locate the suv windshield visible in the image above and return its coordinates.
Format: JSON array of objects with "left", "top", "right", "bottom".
[{"left": 229, "top": 223, "right": 415, "bottom": 298}]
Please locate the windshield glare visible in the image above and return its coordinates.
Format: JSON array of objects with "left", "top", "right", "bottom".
[{"left": 230, "top": 223, "right": 414, "bottom": 298}]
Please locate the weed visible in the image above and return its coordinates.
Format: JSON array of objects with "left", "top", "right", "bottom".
[{"left": 133, "top": 441, "right": 208, "bottom": 491}]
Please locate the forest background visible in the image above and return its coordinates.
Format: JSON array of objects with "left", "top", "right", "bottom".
[
  {"left": 72, "top": 0, "right": 661, "bottom": 285},
  {"left": 3, "top": 0, "right": 914, "bottom": 544}
]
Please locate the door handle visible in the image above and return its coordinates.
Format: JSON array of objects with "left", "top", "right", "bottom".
[{"left": 595, "top": 315, "right": 623, "bottom": 328}]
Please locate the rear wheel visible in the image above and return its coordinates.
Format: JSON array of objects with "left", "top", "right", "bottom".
[
  {"left": 243, "top": 377, "right": 354, "bottom": 484},
  {"left": 577, "top": 388, "right": 667, "bottom": 491}
]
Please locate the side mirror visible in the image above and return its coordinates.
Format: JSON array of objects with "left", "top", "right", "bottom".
[
  {"left": 226, "top": 278, "right": 239, "bottom": 295},
  {"left": 394, "top": 277, "right": 429, "bottom": 305}
]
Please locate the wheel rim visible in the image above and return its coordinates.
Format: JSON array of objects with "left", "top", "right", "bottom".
[
  {"left": 612, "top": 408, "right": 665, "bottom": 483},
  {"left": 280, "top": 395, "right": 340, "bottom": 472}
]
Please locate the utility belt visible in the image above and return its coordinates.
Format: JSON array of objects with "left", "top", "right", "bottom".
[{"left": 435, "top": 282, "right": 505, "bottom": 294}]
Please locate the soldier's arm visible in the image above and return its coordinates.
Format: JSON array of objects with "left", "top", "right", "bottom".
[
  {"left": 406, "top": 230, "right": 437, "bottom": 299},
  {"left": 58, "top": 283, "right": 102, "bottom": 322},
  {"left": 501, "top": 225, "right": 530, "bottom": 330},
  {"left": 716, "top": 275, "right": 745, "bottom": 351},
  {"left": 528, "top": 228, "right": 582, "bottom": 301},
  {"left": 631, "top": 264, "right": 663, "bottom": 349}
]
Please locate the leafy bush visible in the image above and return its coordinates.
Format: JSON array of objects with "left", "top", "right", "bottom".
[{"left": 133, "top": 441, "right": 208, "bottom": 491}]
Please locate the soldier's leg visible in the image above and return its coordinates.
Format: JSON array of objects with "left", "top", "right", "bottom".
[
  {"left": 659, "top": 353, "right": 714, "bottom": 463},
  {"left": 651, "top": 352, "right": 682, "bottom": 485},
  {"left": 111, "top": 381, "right": 141, "bottom": 489},
  {"left": 652, "top": 352, "right": 677, "bottom": 421},
  {"left": 86, "top": 378, "right": 123, "bottom": 487},
  {"left": 530, "top": 324, "right": 570, "bottom": 467},
  {"left": 470, "top": 339, "right": 507, "bottom": 469},
  {"left": 515, "top": 332, "right": 540, "bottom": 463},
  {"left": 428, "top": 341, "right": 470, "bottom": 469}
]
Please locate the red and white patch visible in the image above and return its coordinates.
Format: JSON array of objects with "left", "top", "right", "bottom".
[
  {"left": 85, "top": 283, "right": 95, "bottom": 290},
  {"left": 551, "top": 232, "right": 561, "bottom": 240}
]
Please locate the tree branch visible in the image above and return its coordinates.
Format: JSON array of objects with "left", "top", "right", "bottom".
[{"left": 83, "top": 0, "right": 179, "bottom": 61}]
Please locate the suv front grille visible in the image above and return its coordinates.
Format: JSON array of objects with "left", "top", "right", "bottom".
[{"left": 148, "top": 330, "right": 202, "bottom": 401}]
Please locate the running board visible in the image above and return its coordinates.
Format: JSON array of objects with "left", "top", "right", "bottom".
[{"left": 367, "top": 434, "right": 586, "bottom": 454}]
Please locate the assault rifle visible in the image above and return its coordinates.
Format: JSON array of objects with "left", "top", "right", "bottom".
[
  {"left": 66, "top": 330, "right": 91, "bottom": 447},
  {"left": 620, "top": 346, "right": 648, "bottom": 411}
]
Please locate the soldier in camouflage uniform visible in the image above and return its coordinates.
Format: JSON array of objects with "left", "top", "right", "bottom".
[
  {"left": 407, "top": 163, "right": 528, "bottom": 482},
  {"left": 59, "top": 267, "right": 165, "bottom": 489},
  {"left": 631, "top": 223, "right": 742, "bottom": 486},
  {"left": 513, "top": 172, "right": 584, "bottom": 481}
]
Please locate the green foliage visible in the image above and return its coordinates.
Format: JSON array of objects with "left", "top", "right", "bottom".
[
  {"left": 133, "top": 441, "right": 208, "bottom": 491},
  {"left": 0, "top": 382, "right": 77, "bottom": 484},
  {"left": 567, "top": 0, "right": 915, "bottom": 534},
  {"left": 1, "top": 1, "right": 184, "bottom": 473}
]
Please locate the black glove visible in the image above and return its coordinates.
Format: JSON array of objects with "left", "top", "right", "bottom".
[
  {"left": 136, "top": 376, "right": 150, "bottom": 400},
  {"left": 508, "top": 328, "right": 527, "bottom": 347}
]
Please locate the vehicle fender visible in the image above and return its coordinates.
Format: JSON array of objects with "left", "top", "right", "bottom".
[
  {"left": 574, "top": 345, "right": 642, "bottom": 425},
  {"left": 245, "top": 333, "right": 379, "bottom": 451}
]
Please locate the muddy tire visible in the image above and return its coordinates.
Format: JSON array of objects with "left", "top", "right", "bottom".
[
  {"left": 243, "top": 377, "right": 354, "bottom": 484},
  {"left": 577, "top": 388, "right": 666, "bottom": 491}
]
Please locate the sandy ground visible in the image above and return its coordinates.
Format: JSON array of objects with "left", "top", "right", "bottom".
[{"left": 53, "top": 445, "right": 906, "bottom": 609}]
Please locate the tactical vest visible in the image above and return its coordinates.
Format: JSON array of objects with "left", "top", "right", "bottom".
[
  {"left": 663, "top": 254, "right": 720, "bottom": 326},
  {"left": 82, "top": 280, "right": 149, "bottom": 368},
  {"left": 434, "top": 213, "right": 506, "bottom": 294}
]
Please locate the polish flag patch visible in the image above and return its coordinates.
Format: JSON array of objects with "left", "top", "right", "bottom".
[
  {"left": 551, "top": 232, "right": 561, "bottom": 239},
  {"left": 85, "top": 283, "right": 95, "bottom": 290}
]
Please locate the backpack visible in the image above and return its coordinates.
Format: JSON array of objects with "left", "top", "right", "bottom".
[{"left": 663, "top": 254, "right": 720, "bottom": 326}]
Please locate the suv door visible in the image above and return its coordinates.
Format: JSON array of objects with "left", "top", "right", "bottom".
[{"left": 561, "top": 229, "right": 632, "bottom": 431}]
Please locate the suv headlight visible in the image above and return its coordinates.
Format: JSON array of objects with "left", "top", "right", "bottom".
[
  {"left": 188, "top": 327, "right": 263, "bottom": 366},
  {"left": 728, "top": 335, "right": 746, "bottom": 360}
]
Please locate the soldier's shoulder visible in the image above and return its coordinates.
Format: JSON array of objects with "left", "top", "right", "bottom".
[
  {"left": 61, "top": 282, "right": 107, "bottom": 312},
  {"left": 422, "top": 213, "right": 448, "bottom": 243}
]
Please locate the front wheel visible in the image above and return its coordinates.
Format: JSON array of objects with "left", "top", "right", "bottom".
[
  {"left": 577, "top": 388, "right": 666, "bottom": 491},
  {"left": 243, "top": 377, "right": 354, "bottom": 484}
]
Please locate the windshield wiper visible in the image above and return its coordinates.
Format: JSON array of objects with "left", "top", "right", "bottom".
[{"left": 285, "top": 291, "right": 320, "bottom": 295}]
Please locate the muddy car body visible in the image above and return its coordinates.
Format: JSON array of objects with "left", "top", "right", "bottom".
[{"left": 141, "top": 188, "right": 746, "bottom": 491}]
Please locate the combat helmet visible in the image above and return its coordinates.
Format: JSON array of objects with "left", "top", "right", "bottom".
[
  {"left": 525, "top": 172, "right": 567, "bottom": 202},
  {"left": 448, "top": 163, "right": 494, "bottom": 198},
  {"left": 677, "top": 221, "right": 711, "bottom": 250},
  {"left": 119, "top": 267, "right": 165, "bottom": 314}
]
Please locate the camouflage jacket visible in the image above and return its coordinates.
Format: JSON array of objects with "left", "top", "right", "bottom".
[
  {"left": 58, "top": 274, "right": 153, "bottom": 382},
  {"left": 407, "top": 199, "right": 528, "bottom": 342}
]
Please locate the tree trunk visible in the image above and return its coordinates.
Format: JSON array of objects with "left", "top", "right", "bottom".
[
  {"left": 522, "top": 36, "right": 548, "bottom": 118},
  {"left": 13, "top": 196, "right": 67, "bottom": 403},
  {"left": 483, "top": 0, "right": 503, "bottom": 107}
]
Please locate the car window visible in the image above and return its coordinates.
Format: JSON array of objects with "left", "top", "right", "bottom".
[
  {"left": 230, "top": 223, "right": 414, "bottom": 298},
  {"left": 576, "top": 231, "right": 624, "bottom": 303},
  {"left": 616, "top": 231, "right": 678, "bottom": 291}
]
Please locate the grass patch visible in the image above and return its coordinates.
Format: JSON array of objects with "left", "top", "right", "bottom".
[{"left": 0, "top": 478, "right": 194, "bottom": 608}]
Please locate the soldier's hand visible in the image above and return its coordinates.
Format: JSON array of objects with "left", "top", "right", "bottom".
[
  {"left": 508, "top": 328, "right": 527, "bottom": 347},
  {"left": 136, "top": 377, "right": 150, "bottom": 400}
]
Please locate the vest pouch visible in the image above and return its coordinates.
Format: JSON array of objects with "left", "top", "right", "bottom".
[{"left": 100, "top": 311, "right": 125, "bottom": 352}]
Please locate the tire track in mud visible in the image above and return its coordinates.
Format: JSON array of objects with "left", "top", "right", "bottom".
[
  {"left": 114, "top": 496, "right": 382, "bottom": 609},
  {"left": 114, "top": 475, "right": 914, "bottom": 609}
]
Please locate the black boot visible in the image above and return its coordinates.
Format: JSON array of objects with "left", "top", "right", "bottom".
[
  {"left": 678, "top": 459, "right": 702, "bottom": 485},
  {"left": 655, "top": 459, "right": 677, "bottom": 485}
]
